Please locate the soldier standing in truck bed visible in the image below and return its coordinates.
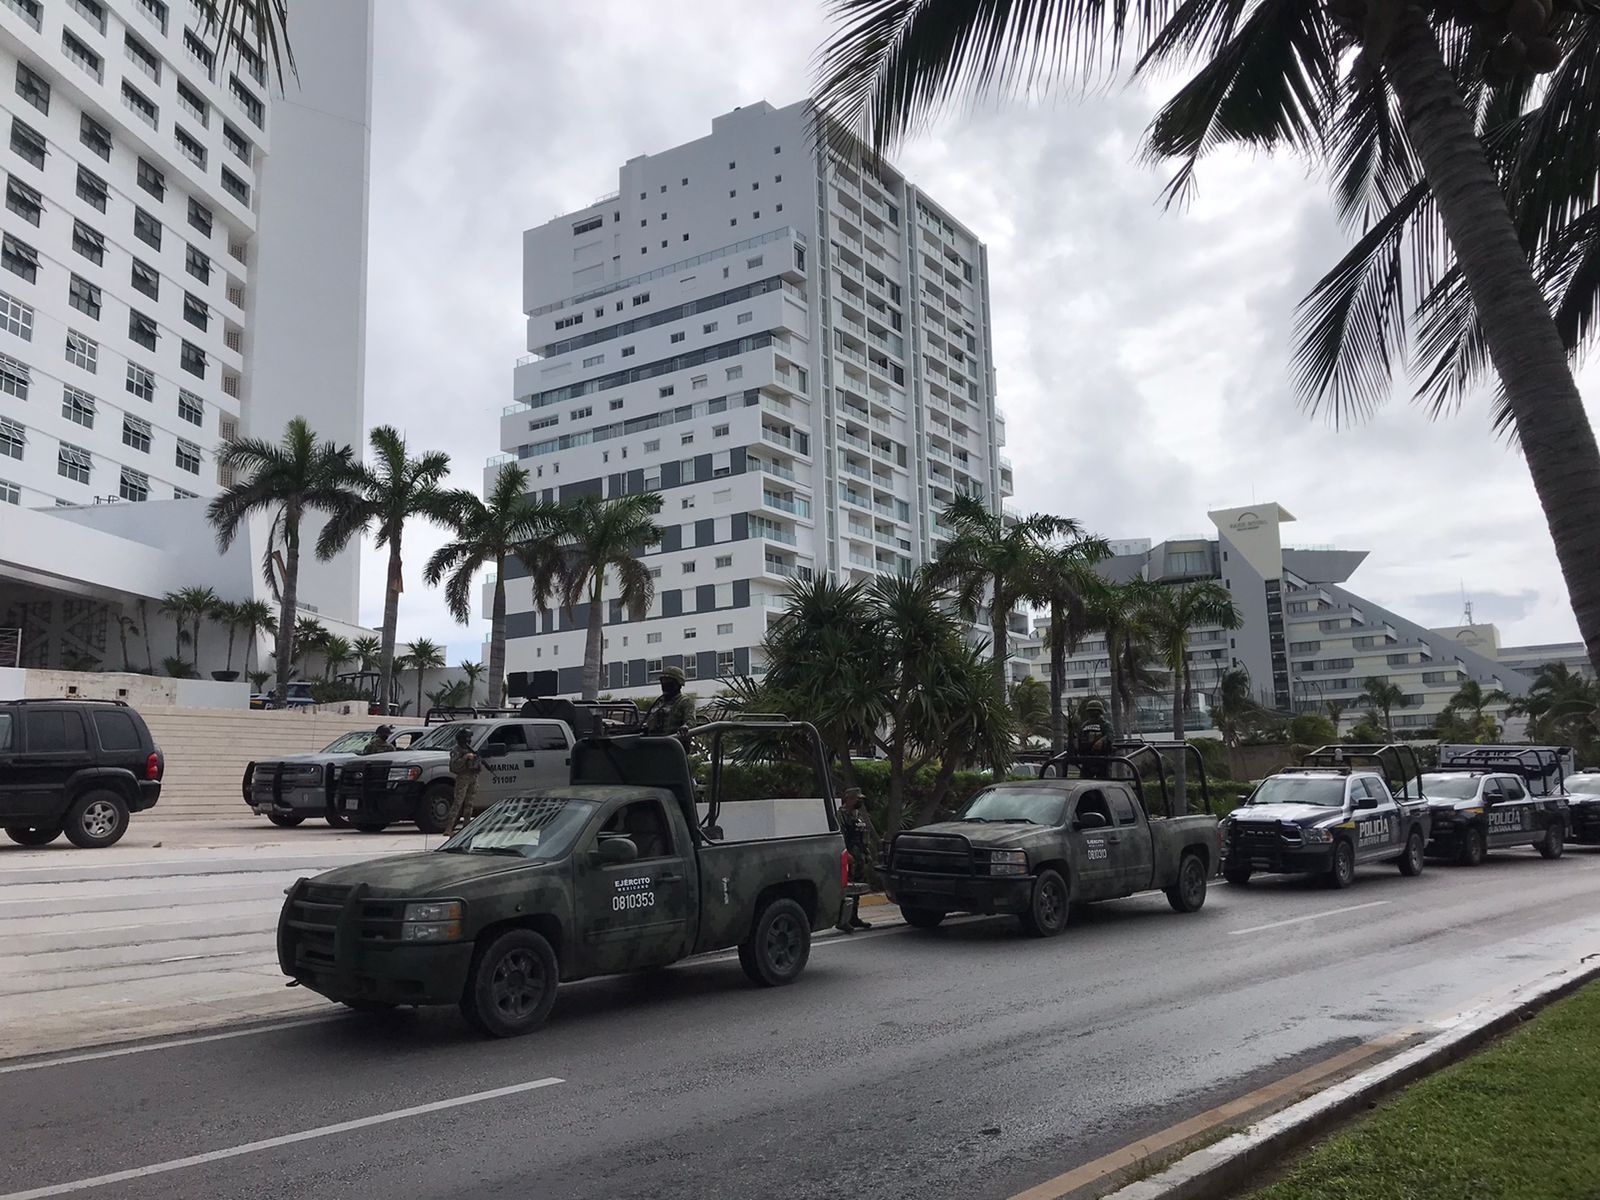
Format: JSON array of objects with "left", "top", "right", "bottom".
[
  {"left": 643, "top": 665, "right": 695, "bottom": 738},
  {"left": 1077, "top": 700, "right": 1116, "bottom": 779}
]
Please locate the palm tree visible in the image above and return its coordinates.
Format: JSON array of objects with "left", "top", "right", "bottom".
[
  {"left": 1033, "top": 537, "right": 1112, "bottom": 752},
  {"left": 1009, "top": 676, "right": 1051, "bottom": 742},
  {"left": 114, "top": 609, "right": 140, "bottom": 674},
  {"left": 1083, "top": 579, "right": 1161, "bottom": 733},
  {"left": 1325, "top": 698, "right": 1349, "bottom": 732},
  {"left": 1139, "top": 581, "right": 1241, "bottom": 805},
  {"left": 530, "top": 493, "right": 665, "bottom": 701},
  {"left": 191, "top": 1, "right": 295, "bottom": 90},
  {"left": 813, "top": 2, "right": 1600, "bottom": 679},
  {"left": 405, "top": 638, "right": 446, "bottom": 715},
  {"left": 206, "top": 417, "right": 363, "bottom": 705},
  {"left": 426, "top": 464, "right": 563, "bottom": 709},
  {"left": 158, "top": 586, "right": 217, "bottom": 668},
  {"left": 1444, "top": 678, "right": 1511, "bottom": 741},
  {"left": 234, "top": 599, "right": 277, "bottom": 676},
  {"left": 1507, "top": 662, "right": 1600, "bottom": 757},
  {"left": 460, "top": 660, "right": 486, "bottom": 707},
  {"left": 158, "top": 590, "right": 191, "bottom": 662},
  {"left": 293, "top": 617, "right": 329, "bottom": 677},
  {"left": 1210, "top": 667, "right": 1255, "bottom": 751},
  {"left": 210, "top": 599, "right": 244, "bottom": 677},
  {"left": 316, "top": 426, "right": 452, "bottom": 725},
  {"left": 1360, "top": 677, "right": 1411, "bottom": 739},
  {"left": 928, "top": 495, "right": 1080, "bottom": 694},
  {"left": 322, "top": 635, "right": 354, "bottom": 683},
  {"left": 135, "top": 597, "right": 154, "bottom": 673},
  {"left": 351, "top": 634, "right": 382, "bottom": 673}
]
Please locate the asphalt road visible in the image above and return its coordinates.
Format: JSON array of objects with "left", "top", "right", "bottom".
[{"left": 3, "top": 847, "right": 1599, "bottom": 1200}]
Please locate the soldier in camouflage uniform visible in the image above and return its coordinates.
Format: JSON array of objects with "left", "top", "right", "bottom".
[
  {"left": 1076, "top": 699, "right": 1117, "bottom": 780},
  {"left": 446, "top": 728, "right": 481, "bottom": 833},
  {"left": 360, "top": 725, "right": 397, "bottom": 756},
  {"left": 642, "top": 665, "right": 695, "bottom": 739},
  {"left": 835, "top": 787, "right": 876, "bottom": 933}
]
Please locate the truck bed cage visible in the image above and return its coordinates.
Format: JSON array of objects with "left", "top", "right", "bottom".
[
  {"left": 1041, "top": 739, "right": 1212, "bottom": 817},
  {"left": 516, "top": 697, "right": 643, "bottom": 737},
  {"left": 423, "top": 706, "right": 521, "bottom": 725},
  {"left": 1434, "top": 744, "right": 1569, "bottom": 795},
  {"left": 1301, "top": 744, "right": 1424, "bottom": 799}
]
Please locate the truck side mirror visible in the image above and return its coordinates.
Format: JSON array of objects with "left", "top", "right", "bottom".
[
  {"left": 1354, "top": 794, "right": 1379, "bottom": 810},
  {"left": 1075, "top": 811, "right": 1109, "bottom": 831},
  {"left": 594, "top": 836, "right": 638, "bottom": 864},
  {"left": 482, "top": 742, "right": 507, "bottom": 759}
]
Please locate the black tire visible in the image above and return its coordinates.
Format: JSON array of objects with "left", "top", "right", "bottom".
[
  {"left": 5, "top": 825, "right": 62, "bottom": 847},
  {"left": 267, "top": 813, "right": 305, "bottom": 828},
  {"left": 1223, "top": 866, "right": 1252, "bottom": 886},
  {"left": 1020, "top": 869, "right": 1069, "bottom": 937},
  {"left": 738, "top": 897, "right": 812, "bottom": 986},
  {"left": 459, "top": 928, "right": 559, "bottom": 1038},
  {"left": 1327, "top": 840, "right": 1356, "bottom": 890},
  {"left": 324, "top": 803, "right": 349, "bottom": 829},
  {"left": 339, "top": 998, "right": 397, "bottom": 1013},
  {"left": 1458, "top": 826, "right": 1487, "bottom": 867},
  {"left": 900, "top": 906, "right": 946, "bottom": 929},
  {"left": 63, "top": 791, "right": 130, "bottom": 849},
  {"left": 416, "top": 783, "right": 453, "bottom": 835},
  {"left": 1536, "top": 822, "right": 1565, "bottom": 860},
  {"left": 1166, "top": 852, "right": 1209, "bottom": 913},
  {"left": 1398, "top": 829, "right": 1425, "bottom": 877},
  {"left": 351, "top": 820, "right": 390, "bottom": 833}
]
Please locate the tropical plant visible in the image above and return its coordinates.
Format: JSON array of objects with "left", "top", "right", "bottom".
[
  {"left": 293, "top": 617, "right": 330, "bottom": 675},
  {"left": 158, "top": 590, "right": 191, "bottom": 661},
  {"left": 460, "top": 660, "right": 486, "bottom": 707},
  {"left": 426, "top": 679, "right": 472, "bottom": 710},
  {"left": 233, "top": 599, "right": 278, "bottom": 675},
  {"left": 1325, "top": 698, "right": 1349, "bottom": 731},
  {"left": 247, "top": 669, "right": 271, "bottom": 693},
  {"left": 1082, "top": 578, "right": 1163, "bottom": 733},
  {"left": 426, "top": 464, "right": 563, "bottom": 709},
  {"left": 1033, "top": 537, "right": 1112, "bottom": 752},
  {"left": 916, "top": 640, "right": 1017, "bottom": 824},
  {"left": 1449, "top": 678, "right": 1511, "bottom": 728},
  {"left": 812, "top": 0, "right": 1600, "bottom": 680},
  {"left": 1009, "top": 675, "right": 1052, "bottom": 742},
  {"left": 135, "top": 597, "right": 155, "bottom": 673},
  {"left": 161, "top": 655, "right": 198, "bottom": 680},
  {"left": 208, "top": 599, "right": 243, "bottom": 676},
  {"left": 1288, "top": 712, "right": 1339, "bottom": 747},
  {"left": 321, "top": 635, "right": 354, "bottom": 682},
  {"left": 351, "top": 635, "right": 382, "bottom": 673},
  {"left": 206, "top": 417, "right": 363, "bottom": 704},
  {"left": 158, "top": 586, "right": 219, "bottom": 670},
  {"left": 1507, "top": 662, "right": 1600, "bottom": 757},
  {"left": 316, "top": 426, "right": 452, "bottom": 724},
  {"left": 1359, "top": 677, "right": 1411, "bottom": 739},
  {"left": 1139, "top": 581, "right": 1241, "bottom": 802},
  {"left": 1210, "top": 667, "right": 1256, "bottom": 750},
  {"left": 529, "top": 493, "right": 665, "bottom": 701},
  {"left": 404, "top": 637, "right": 446, "bottom": 716},
  {"left": 114, "top": 610, "right": 140, "bottom": 674},
  {"left": 191, "top": 1, "right": 295, "bottom": 89},
  {"left": 1347, "top": 712, "right": 1389, "bottom": 743}
]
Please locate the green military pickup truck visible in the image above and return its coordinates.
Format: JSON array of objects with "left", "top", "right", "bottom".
[{"left": 278, "top": 718, "right": 847, "bottom": 1037}]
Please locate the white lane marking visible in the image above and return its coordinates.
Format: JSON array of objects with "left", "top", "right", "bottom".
[
  {"left": 0, "top": 1077, "right": 564, "bottom": 1199},
  {"left": 0, "top": 1016, "right": 343, "bottom": 1076},
  {"left": 1229, "top": 900, "right": 1390, "bottom": 936}
]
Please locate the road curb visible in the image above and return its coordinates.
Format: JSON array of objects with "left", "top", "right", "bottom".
[{"left": 1098, "top": 952, "right": 1600, "bottom": 1200}]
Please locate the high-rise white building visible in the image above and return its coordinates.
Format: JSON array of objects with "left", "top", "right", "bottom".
[
  {"left": 492, "top": 100, "right": 1013, "bottom": 697},
  {"left": 0, "top": 0, "right": 372, "bottom": 675}
]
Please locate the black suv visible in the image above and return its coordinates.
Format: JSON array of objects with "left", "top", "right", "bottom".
[{"left": 0, "top": 699, "right": 165, "bottom": 849}]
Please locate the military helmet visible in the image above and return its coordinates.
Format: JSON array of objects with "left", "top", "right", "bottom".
[
  {"left": 659, "top": 665, "right": 687, "bottom": 683},
  {"left": 455, "top": 727, "right": 472, "bottom": 745},
  {"left": 1084, "top": 700, "right": 1105, "bottom": 715},
  {"left": 376, "top": 724, "right": 393, "bottom": 737}
]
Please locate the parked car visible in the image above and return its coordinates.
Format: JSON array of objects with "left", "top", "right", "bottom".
[
  {"left": 243, "top": 728, "right": 424, "bottom": 828},
  {"left": 0, "top": 699, "right": 164, "bottom": 849},
  {"left": 250, "top": 681, "right": 316, "bottom": 710},
  {"left": 1422, "top": 762, "right": 1567, "bottom": 866},
  {"left": 1563, "top": 770, "right": 1600, "bottom": 844}
]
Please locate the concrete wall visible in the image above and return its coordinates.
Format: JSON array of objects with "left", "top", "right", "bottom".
[
  {"left": 142, "top": 708, "right": 425, "bottom": 821},
  {"left": 0, "top": 668, "right": 249, "bottom": 707}
]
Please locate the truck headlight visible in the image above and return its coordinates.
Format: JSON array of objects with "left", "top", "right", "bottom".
[
  {"left": 401, "top": 901, "right": 463, "bottom": 941},
  {"left": 986, "top": 849, "right": 1028, "bottom": 876},
  {"left": 1301, "top": 827, "right": 1333, "bottom": 844},
  {"left": 403, "top": 901, "right": 461, "bottom": 923},
  {"left": 401, "top": 922, "right": 461, "bottom": 942},
  {"left": 388, "top": 765, "right": 422, "bottom": 782}
]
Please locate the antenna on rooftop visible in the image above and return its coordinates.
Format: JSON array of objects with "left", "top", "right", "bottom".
[{"left": 1461, "top": 582, "right": 1474, "bottom": 626}]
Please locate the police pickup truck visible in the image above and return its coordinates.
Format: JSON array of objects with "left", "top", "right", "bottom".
[
  {"left": 278, "top": 718, "right": 846, "bottom": 1037},
  {"left": 880, "top": 742, "right": 1222, "bottom": 936},
  {"left": 1424, "top": 745, "right": 1569, "bottom": 863},
  {"left": 1221, "top": 744, "right": 1430, "bottom": 888},
  {"left": 243, "top": 728, "right": 424, "bottom": 828},
  {"left": 1564, "top": 768, "right": 1600, "bottom": 844}
]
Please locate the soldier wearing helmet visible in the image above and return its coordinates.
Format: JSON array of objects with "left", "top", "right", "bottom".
[
  {"left": 360, "top": 725, "right": 397, "bottom": 756},
  {"left": 1077, "top": 699, "right": 1116, "bottom": 778},
  {"left": 643, "top": 664, "right": 696, "bottom": 738}
]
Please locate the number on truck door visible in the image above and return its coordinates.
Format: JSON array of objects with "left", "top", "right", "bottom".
[{"left": 577, "top": 798, "right": 692, "bottom": 975}]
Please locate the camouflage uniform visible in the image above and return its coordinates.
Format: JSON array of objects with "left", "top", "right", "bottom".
[
  {"left": 642, "top": 691, "right": 695, "bottom": 736},
  {"left": 360, "top": 731, "right": 396, "bottom": 756},
  {"left": 447, "top": 742, "right": 481, "bottom": 832},
  {"left": 1077, "top": 705, "right": 1117, "bottom": 779},
  {"left": 836, "top": 790, "right": 876, "bottom": 932}
]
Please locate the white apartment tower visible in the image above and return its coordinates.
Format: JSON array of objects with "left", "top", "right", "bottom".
[
  {"left": 0, "top": 0, "right": 373, "bottom": 672},
  {"left": 494, "top": 100, "right": 1013, "bottom": 697}
]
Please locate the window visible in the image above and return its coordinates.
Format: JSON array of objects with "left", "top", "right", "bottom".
[
  {"left": 125, "top": 33, "right": 161, "bottom": 82},
  {"left": 69, "top": 222, "right": 105, "bottom": 268},
  {"left": 134, "top": 208, "right": 162, "bottom": 250},
  {"left": 571, "top": 405, "right": 592, "bottom": 421},
  {"left": 681, "top": 497, "right": 694, "bottom": 510},
  {"left": 76, "top": 165, "right": 108, "bottom": 212},
  {"left": 0, "top": 478, "right": 16, "bottom": 505},
  {"left": 582, "top": 354, "right": 604, "bottom": 368},
  {"left": 183, "top": 293, "right": 208, "bottom": 330},
  {"left": 9, "top": 119, "right": 45, "bottom": 170},
  {"left": 62, "top": 385, "right": 96, "bottom": 428},
  {"left": 5, "top": 176, "right": 41, "bottom": 225},
  {"left": 573, "top": 215, "right": 603, "bottom": 235},
  {"left": 184, "top": 29, "right": 216, "bottom": 78},
  {"left": 229, "top": 75, "right": 263, "bottom": 126},
  {"left": 119, "top": 465, "right": 149, "bottom": 501},
  {"left": 180, "top": 341, "right": 206, "bottom": 378},
  {"left": 27, "top": 708, "right": 87, "bottom": 752},
  {"left": 647, "top": 632, "right": 662, "bottom": 645},
  {"left": 223, "top": 123, "right": 250, "bottom": 164},
  {"left": 0, "top": 290, "right": 31, "bottom": 340},
  {"left": 747, "top": 255, "right": 764, "bottom": 269},
  {"left": 643, "top": 439, "right": 660, "bottom": 452},
  {"left": 725, "top": 365, "right": 743, "bottom": 381},
  {"left": 128, "top": 310, "right": 158, "bottom": 351},
  {"left": 1289, "top": 640, "right": 1320, "bottom": 654},
  {"left": 683, "top": 561, "right": 696, "bottom": 574},
  {"left": 175, "top": 126, "right": 207, "bottom": 169},
  {"left": 715, "top": 556, "right": 732, "bottom": 569},
  {"left": 608, "top": 398, "right": 624, "bottom": 411},
  {"left": 122, "top": 81, "right": 158, "bottom": 127},
  {"left": 67, "top": 276, "right": 101, "bottom": 320},
  {"left": 7, "top": 0, "right": 40, "bottom": 29},
  {"left": 659, "top": 385, "right": 674, "bottom": 397},
  {"left": 1386, "top": 653, "right": 1411, "bottom": 667},
  {"left": 126, "top": 362, "right": 155, "bottom": 401},
  {"left": 0, "top": 355, "right": 27, "bottom": 400},
  {"left": 92, "top": 707, "right": 143, "bottom": 759},
  {"left": 173, "top": 486, "right": 197, "bottom": 500},
  {"left": 185, "top": 244, "right": 211, "bottom": 283},
  {"left": 691, "top": 375, "right": 707, "bottom": 391},
  {"left": 177, "top": 78, "right": 208, "bottom": 126},
  {"left": 14, "top": 62, "right": 49, "bottom": 114},
  {"left": 681, "top": 433, "right": 694, "bottom": 446},
  {"left": 717, "top": 651, "right": 735, "bottom": 677},
  {"left": 0, "top": 414, "right": 23, "bottom": 457},
  {"left": 188, "top": 198, "right": 213, "bottom": 237},
  {"left": 670, "top": 331, "right": 685, "bottom": 343},
  {"left": 718, "top": 622, "right": 734, "bottom": 635},
  {"left": 65, "top": 330, "right": 96, "bottom": 372},
  {"left": 713, "top": 424, "right": 729, "bottom": 437},
  {"left": 80, "top": 114, "right": 112, "bottom": 161},
  {"left": 122, "top": 413, "right": 152, "bottom": 452},
  {"left": 221, "top": 168, "right": 250, "bottom": 207},
  {"left": 683, "top": 628, "right": 697, "bottom": 640},
  {"left": 620, "top": 345, "right": 635, "bottom": 357},
  {"left": 175, "top": 438, "right": 201, "bottom": 474},
  {"left": 1, "top": 234, "right": 37, "bottom": 283},
  {"left": 137, "top": 157, "right": 166, "bottom": 199},
  {"left": 177, "top": 390, "right": 203, "bottom": 426},
  {"left": 737, "top": 311, "right": 753, "bottom": 325},
  {"left": 632, "top": 292, "right": 650, "bottom": 306},
  {"left": 58, "top": 441, "right": 92, "bottom": 484}
]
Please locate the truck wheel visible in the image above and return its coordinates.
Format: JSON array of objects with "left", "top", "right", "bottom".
[
  {"left": 324, "top": 804, "right": 349, "bottom": 829},
  {"left": 5, "top": 825, "right": 62, "bottom": 847},
  {"left": 417, "top": 783, "right": 453, "bottom": 835},
  {"left": 459, "top": 928, "right": 559, "bottom": 1037},
  {"left": 63, "top": 791, "right": 130, "bottom": 849},
  {"left": 267, "top": 813, "right": 305, "bottom": 828},
  {"left": 1458, "top": 827, "right": 1487, "bottom": 867},
  {"left": 1223, "top": 866, "right": 1252, "bottom": 886},
  {"left": 1536, "top": 823, "right": 1565, "bottom": 860},
  {"left": 738, "top": 897, "right": 812, "bottom": 987},
  {"left": 901, "top": 907, "right": 946, "bottom": 929},
  {"left": 1020, "top": 869, "right": 1069, "bottom": 937},
  {"left": 351, "top": 820, "right": 390, "bottom": 833},
  {"left": 1398, "top": 829, "right": 1425, "bottom": 877},
  {"left": 1166, "top": 852, "right": 1208, "bottom": 913},
  {"left": 1327, "top": 840, "right": 1356, "bottom": 890}
]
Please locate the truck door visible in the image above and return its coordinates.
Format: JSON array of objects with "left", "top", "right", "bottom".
[
  {"left": 1352, "top": 777, "right": 1401, "bottom": 861},
  {"left": 1486, "top": 776, "right": 1531, "bottom": 845},
  {"left": 478, "top": 724, "right": 530, "bottom": 805},
  {"left": 1068, "top": 789, "right": 1120, "bottom": 900},
  {"left": 1104, "top": 784, "right": 1154, "bottom": 895},
  {"left": 525, "top": 722, "right": 573, "bottom": 788},
  {"left": 575, "top": 797, "right": 693, "bottom": 976}
]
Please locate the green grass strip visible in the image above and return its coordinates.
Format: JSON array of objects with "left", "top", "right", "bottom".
[{"left": 1247, "top": 979, "right": 1600, "bottom": 1200}]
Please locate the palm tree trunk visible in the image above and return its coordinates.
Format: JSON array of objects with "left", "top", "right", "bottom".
[
  {"left": 1173, "top": 655, "right": 1189, "bottom": 814},
  {"left": 488, "top": 561, "right": 508, "bottom": 708},
  {"left": 138, "top": 599, "right": 153, "bottom": 672},
  {"left": 274, "top": 517, "right": 301, "bottom": 705},
  {"left": 1383, "top": 13, "right": 1600, "bottom": 676},
  {"left": 416, "top": 666, "right": 425, "bottom": 717},
  {"left": 118, "top": 621, "right": 131, "bottom": 672},
  {"left": 918, "top": 754, "right": 963, "bottom": 825},
  {"left": 583, "top": 576, "right": 604, "bottom": 701},
  {"left": 224, "top": 625, "right": 236, "bottom": 673},
  {"left": 192, "top": 615, "right": 202, "bottom": 669},
  {"left": 379, "top": 541, "right": 403, "bottom": 717},
  {"left": 991, "top": 598, "right": 1009, "bottom": 698},
  {"left": 1049, "top": 614, "right": 1066, "bottom": 755}
]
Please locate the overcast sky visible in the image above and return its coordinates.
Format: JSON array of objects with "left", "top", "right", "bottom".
[{"left": 356, "top": 0, "right": 1597, "bottom": 665}]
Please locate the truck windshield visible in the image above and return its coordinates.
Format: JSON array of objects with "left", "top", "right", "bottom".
[
  {"left": 409, "top": 723, "right": 485, "bottom": 752},
  {"left": 1566, "top": 775, "right": 1600, "bottom": 796},
  {"left": 320, "top": 731, "right": 374, "bottom": 754},
  {"left": 440, "top": 795, "right": 597, "bottom": 860},
  {"left": 1422, "top": 775, "right": 1483, "bottom": 800},
  {"left": 959, "top": 787, "right": 1066, "bottom": 825},
  {"left": 1248, "top": 777, "right": 1347, "bottom": 806}
]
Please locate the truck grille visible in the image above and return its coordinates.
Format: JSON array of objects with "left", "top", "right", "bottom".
[
  {"left": 1234, "top": 822, "right": 1297, "bottom": 850},
  {"left": 280, "top": 881, "right": 406, "bottom": 969},
  {"left": 892, "top": 834, "right": 975, "bottom": 875},
  {"left": 336, "top": 762, "right": 390, "bottom": 813}
]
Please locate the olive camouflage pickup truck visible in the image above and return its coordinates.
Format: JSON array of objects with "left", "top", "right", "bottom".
[
  {"left": 278, "top": 718, "right": 847, "bottom": 1037},
  {"left": 881, "top": 742, "right": 1222, "bottom": 936}
]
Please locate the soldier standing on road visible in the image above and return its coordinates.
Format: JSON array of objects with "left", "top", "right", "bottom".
[
  {"left": 642, "top": 665, "right": 696, "bottom": 739},
  {"left": 361, "top": 725, "right": 397, "bottom": 756},
  {"left": 835, "top": 787, "right": 876, "bottom": 933},
  {"left": 446, "top": 729, "right": 481, "bottom": 833}
]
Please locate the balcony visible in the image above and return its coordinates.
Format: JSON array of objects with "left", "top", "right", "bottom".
[
  {"left": 762, "top": 491, "right": 811, "bottom": 518},
  {"left": 4, "top": 0, "right": 40, "bottom": 30},
  {"left": 752, "top": 458, "right": 798, "bottom": 483},
  {"left": 763, "top": 560, "right": 813, "bottom": 582}
]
